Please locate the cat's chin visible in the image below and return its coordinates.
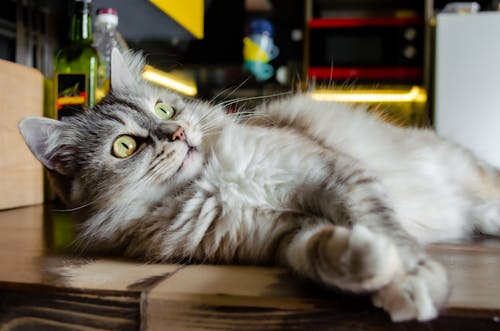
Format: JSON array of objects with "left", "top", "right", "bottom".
[{"left": 176, "top": 148, "right": 203, "bottom": 181}]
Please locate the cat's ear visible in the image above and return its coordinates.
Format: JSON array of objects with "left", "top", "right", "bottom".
[
  {"left": 18, "top": 117, "right": 75, "bottom": 176},
  {"left": 111, "top": 48, "right": 144, "bottom": 92}
]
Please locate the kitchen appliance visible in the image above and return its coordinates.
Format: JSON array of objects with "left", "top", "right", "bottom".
[
  {"left": 308, "top": 17, "right": 424, "bottom": 82},
  {"left": 434, "top": 12, "right": 500, "bottom": 167}
]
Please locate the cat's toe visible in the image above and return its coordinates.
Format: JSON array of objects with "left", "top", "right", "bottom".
[
  {"left": 331, "top": 224, "right": 402, "bottom": 292},
  {"left": 372, "top": 258, "right": 449, "bottom": 322}
]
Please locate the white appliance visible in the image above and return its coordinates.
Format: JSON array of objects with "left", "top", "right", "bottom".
[{"left": 435, "top": 12, "right": 500, "bottom": 167}]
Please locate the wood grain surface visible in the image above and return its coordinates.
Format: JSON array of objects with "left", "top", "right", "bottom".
[
  {"left": 0, "top": 283, "right": 140, "bottom": 331},
  {"left": 0, "top": 205, "right": 499, "bottom": 330},
  {"left": 0, "top": 60, "right": 44, "bottom": 210}
]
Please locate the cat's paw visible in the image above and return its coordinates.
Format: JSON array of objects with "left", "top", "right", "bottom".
[
  {"left": 372, "top": 258, "right": 449, "bottom": 322},
  {"left": 324, "top": 224, "right": 402, "bottom": 292},
  {"left": 473, "top": 202, "right": 500, "bottom": 236}
]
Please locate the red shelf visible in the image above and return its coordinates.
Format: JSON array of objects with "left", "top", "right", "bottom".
[
  {"left": 308, "top": 17, "right": 423, "bottom": 29},
  {"left": 308, "top": 67, "right": 423, "bottom": 80}
]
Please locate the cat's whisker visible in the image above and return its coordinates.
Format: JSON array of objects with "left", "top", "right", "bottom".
[
  {"left": 198, "top": 122, "right": 220, "bottom": 134},
  {"left": 235, "top": 112, "right": 279, "bottom": 126},
  {"left": 200, "top": 127, "right": 224, "bottom": 137},
  {"left": 209, "top": 77, "right": 251, "bottom": 104},
  {"left": 189, "top": 108, "right": 220, "bottom": 130},
  {"left": 198, "top": 117, "right": 230, "bottom": 133},
  {"left": 51, "top": 199, "right": 98, "bottom": 212},
  {"left": 199, "top": 109, "right": 228, "bottom": 123},
  {"left": 196, "top": 110, "right": 232, "bottom": 131},
  {"left": 199, "top": 123, "right": 220, "bottom": 133},
  {"left": 197, "top": 111, "right": 221, "bottom": 128},
  {"left": 293, "top": 70, "right": 303, "bottom": 93},
  {"left": 215, "top": 91, "right": 294, "bottom": 109}
]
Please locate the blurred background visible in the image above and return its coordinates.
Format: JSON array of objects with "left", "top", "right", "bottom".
[
  {"left": 1, "top": 0, "right": 499, "bottom": 128},
  {"left": 4, "top": 0, "right": 500, "bottom": 210}
]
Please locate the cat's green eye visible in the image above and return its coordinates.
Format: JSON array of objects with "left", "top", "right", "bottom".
[
  {"left": 112, "top": 135, "right": 137, "bottom": 158},
  {"left": 154, "top": 102, "right": 175, "bottom": 120}
]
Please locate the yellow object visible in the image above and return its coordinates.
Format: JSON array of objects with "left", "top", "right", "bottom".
[
  {"left": 243, "top": 37, "right": 270, "bottom": 62},
  {"left": 142, "top": 65, "right": 197, "bottom": 96},
  {"left": 56, "top": 96, "right": 86, "bottom": 106},
  {"left": 310, "top": 86, "right": 427, "bottom": 103},
  {"left": 149, "top": 0, "right": 204, "bottom": 39}
]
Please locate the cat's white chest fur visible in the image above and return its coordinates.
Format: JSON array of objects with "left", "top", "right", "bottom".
[{"left": 199, "top": 123, "right": 328, "bottom": 213}]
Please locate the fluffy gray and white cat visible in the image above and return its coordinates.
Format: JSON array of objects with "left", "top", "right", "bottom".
[{"left": 19, "top": 50, "right": 500, "bottom": 322}]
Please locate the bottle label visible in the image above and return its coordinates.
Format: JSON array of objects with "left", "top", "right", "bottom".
[{"left": 55, "top": 73, "right": 87, "bottom": 119}]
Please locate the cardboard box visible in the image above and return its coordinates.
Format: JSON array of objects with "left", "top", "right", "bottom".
[{"left": 0, "top": 59, "right": 44, "bottom": 209}]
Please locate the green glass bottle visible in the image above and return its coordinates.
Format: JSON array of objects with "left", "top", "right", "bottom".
[{"left": 53, "top": 0, "right": 99, "bottom": 119}]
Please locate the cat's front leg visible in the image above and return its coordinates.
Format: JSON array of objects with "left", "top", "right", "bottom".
[
  {"left": 282, "top": 219, "right": 448, "bottom": 322},
  {"left": 289, "top": 156, "right": 450, "bottom": 321},
  {"left": 282, "top": 219, "right": 401, "bottom": 292}
]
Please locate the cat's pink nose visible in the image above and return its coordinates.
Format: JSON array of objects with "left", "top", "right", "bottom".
[{"left": 171, "top": 127, "right": 186, "bottom": 141}]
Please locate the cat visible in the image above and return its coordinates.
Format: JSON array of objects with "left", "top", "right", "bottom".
[{"left": 19, "top": 49, "right": 500, "bottom": 322}]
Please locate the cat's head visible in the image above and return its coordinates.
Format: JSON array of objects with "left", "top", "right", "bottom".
[{"left": 19, "top": 49, "right": 227, "bottom": 236}]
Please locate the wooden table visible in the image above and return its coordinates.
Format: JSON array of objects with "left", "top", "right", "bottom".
[{"left": 0, "top": 205, "right": 499, "bottom": 330}]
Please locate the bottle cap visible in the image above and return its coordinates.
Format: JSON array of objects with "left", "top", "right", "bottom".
[
  {"left": 97, "top": 8, "right": 118, "bottom": 15},
  {"left": 95, "top": 8, "right": 118, "bottom": 26}
]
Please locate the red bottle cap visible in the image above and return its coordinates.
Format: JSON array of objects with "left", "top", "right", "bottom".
[{"left": 96, "top": 8, "right": 118, "bottom": 16}]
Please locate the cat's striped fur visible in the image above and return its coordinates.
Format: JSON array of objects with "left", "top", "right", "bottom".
[{"left": 19, "top": 50, "right": 500, "bottom": 322}]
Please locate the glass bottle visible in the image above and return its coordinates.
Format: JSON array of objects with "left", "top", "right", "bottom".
[
  {"left": 53, "top": 0, "right": 99, "bottom": 119},
  {"left": 93, "top": 7, "right": 128, "bottom": 100}
]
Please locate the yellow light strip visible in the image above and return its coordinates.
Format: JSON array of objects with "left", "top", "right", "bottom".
[
  {"left": 310, "top": 86, "right": 427, "bottom": 103},
  {"left": 142, "top": 65, "right": 197, "bottom": 96}
]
